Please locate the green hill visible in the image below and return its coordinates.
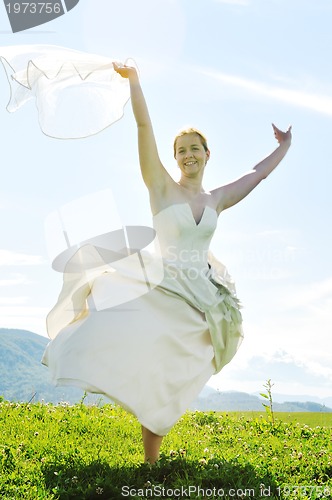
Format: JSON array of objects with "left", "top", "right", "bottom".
[{"left": 0, "top": 328, "right": 84, "bottom": 403}]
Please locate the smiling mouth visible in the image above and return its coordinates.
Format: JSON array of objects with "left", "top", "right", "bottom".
[{"left": 185, "top": 161, "right": 197, "bottom": 166}]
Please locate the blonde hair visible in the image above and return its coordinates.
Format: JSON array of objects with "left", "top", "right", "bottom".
[{"left": 173, "top": 127, "right": 209, "bottom": 158}]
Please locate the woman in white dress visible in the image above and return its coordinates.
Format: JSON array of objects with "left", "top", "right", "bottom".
[
  {"left": 108, "top": 63, "right": 291, "bottom": 462},
  {"left": 42, "top": 62, "right": 292, "bottom": 465}
]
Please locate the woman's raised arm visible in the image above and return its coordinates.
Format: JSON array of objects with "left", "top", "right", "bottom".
[
  {"left": 212, "top": 124, "right": 292, "bottom": 212},
  {"left": 113, "top": 64, "right": 171, "bottom": 192}
]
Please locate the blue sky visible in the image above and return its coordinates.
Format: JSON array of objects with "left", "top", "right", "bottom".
[{"left": 0, "top": 0, "right": 331, "bottom": 399}]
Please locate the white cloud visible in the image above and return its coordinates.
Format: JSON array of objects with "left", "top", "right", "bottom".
[
  {"left": 0, "top": 296, "right": 28, "bottom": 305},
  {"left": 209, "top": 349, "right": 332, "bottom": 398},
  {"left": 199, "top": 68, "right": 332, "bottom": 116},
  {"left": 263, "top": 350, "right": 332, "bottom": 379},
  {"left": 0, "top": 273, "right": 30, "bottom": 286},
  {"left": 0, "top": 305, "right": 48, "bottom": 317},
  {"left": 0, "top": 306, "right": 49, "bottom": 336},
  {"left": 0, "top": 250, "right": 44, "bottom": 267}
]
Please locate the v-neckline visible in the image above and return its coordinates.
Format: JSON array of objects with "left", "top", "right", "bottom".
[
  {"left": 186, "top": 203, "right": 208, "bottom": 226},
  {"left": 153, "top": 203, "right": 216, "bottom": 227}
]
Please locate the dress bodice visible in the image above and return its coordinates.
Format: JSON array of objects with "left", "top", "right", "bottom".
[{"left": 152, "top": 203, "right": 218, "bottom": 271}]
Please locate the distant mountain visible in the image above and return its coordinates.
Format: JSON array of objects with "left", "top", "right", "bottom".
[
  {"left": 1, "top": 328, "right": 331, "bottom": 412},
  {"left": 253, "top": 391, "right": 332, "bottom": 410},
  {"left": 190, "top": 388, "right": 332, "bottom": 413},
  {"left": 0, "top": 328, "right": 87, "bottom": 404}
]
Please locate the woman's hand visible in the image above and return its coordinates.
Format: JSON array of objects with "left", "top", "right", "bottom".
[
  {"left": 113, "top": 62, "right": 137, "bottom": 80},
  {"left": 272, "top": 123, "right": 292, "bottom": 146}
]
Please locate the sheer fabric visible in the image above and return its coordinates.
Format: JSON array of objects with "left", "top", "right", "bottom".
[{"left": 0, "top": 45, "right": 130, "bottom": 138}]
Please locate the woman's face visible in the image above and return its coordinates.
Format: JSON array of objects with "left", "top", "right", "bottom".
[{"left": 174, "top": 133, "right": 210, "bottom": 177}]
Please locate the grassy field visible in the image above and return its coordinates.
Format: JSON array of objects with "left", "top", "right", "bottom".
[
  {"left": 0, "top": 399, "right": 331, "bottom": 499},
  {"left": 228, "top": 411, "right": 332, "bottom": 428}
]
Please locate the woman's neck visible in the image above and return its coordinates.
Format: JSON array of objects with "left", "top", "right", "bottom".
[{"left": 178, "top": 176, "right": 205, "bottom": 195}]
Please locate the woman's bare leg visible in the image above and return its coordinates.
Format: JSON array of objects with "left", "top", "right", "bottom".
[{"left": 141, "top": 425, "right": 163, "bottom": 464}]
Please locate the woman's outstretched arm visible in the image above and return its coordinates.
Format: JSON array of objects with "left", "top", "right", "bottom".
[
  {"left": 212, "top": 124, "right": 292, "bottom": 212},
  {"left": 113, "top": 64, "right": 171, "bottom": 192}
]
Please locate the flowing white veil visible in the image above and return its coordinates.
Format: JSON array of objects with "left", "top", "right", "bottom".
[{"left": 0, "top": 44, "right": 132, "bottom": 139}]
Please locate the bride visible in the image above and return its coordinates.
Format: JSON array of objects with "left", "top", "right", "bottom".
[{"left": 41, "top": 61, "right": 291, "bottom": 465}]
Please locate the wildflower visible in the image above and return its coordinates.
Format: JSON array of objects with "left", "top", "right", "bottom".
[
  {"left": 34, "top": 432, "right": 39, "bottom": 436},
  {"left": 204, "top": 447, "right": 209, "bottom": 453},
  {"left": 169, "top": 450, "right": 177, "bottom": 457},
  {"left": 144, "top": 481, "right": 151, "bottom": 487},
  {"left": 199, "top": 458, "right": 207, "bottom": 466},
  {"left": 72, "top": 476, "right": 78, "bottom": 484},
  {"left": 96, "top": 487, "right": 103, "bottom": 495}
]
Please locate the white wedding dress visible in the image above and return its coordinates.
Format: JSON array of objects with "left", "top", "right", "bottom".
[{"left": 42, "top": 203, "right": 243, "bottom": 436}]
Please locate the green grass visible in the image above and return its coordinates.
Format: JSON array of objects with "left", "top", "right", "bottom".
[
  {"left": 1, "top": 400, "right": 331, "bottom": 499},
  {"left": 227, "top": 411, "right": 332, "bottom": 428}
]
